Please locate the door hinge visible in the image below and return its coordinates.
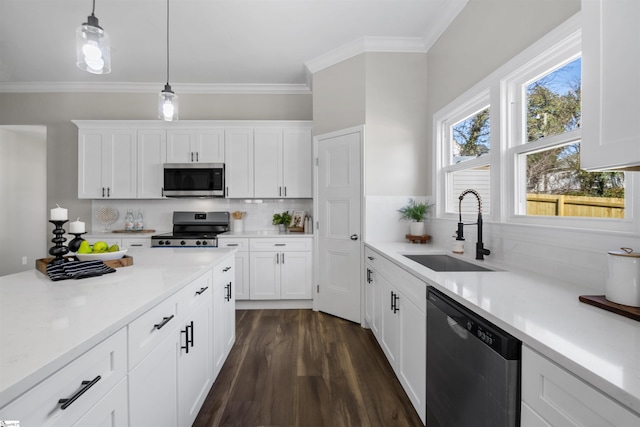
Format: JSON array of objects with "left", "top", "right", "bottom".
[
  {"left": 315, "top": 157, "right": 319, "bottom": 166},
  {"left": 316, "top": 221, "right": 319, "bottom": 230},
  {"left": 317, "top": 284, "right": 320, "bottom": 293}
]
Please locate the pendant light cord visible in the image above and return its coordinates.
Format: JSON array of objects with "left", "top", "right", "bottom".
[
  {"left": 166, "top": 0, "right": 170, "bottom": 86},
  {"left": 91, "top": 0, "right": 96, "bottom": 17}
]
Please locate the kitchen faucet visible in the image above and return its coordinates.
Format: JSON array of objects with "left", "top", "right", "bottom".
[{"left": 456, "top": 189, "right": 491, "bottom": 260}]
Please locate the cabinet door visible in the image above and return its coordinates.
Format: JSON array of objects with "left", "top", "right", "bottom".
[
  {"left": 223, "top": 273, "right": 236, "bottom": 355},
  {"left": 166, "top": 130, "right": 194, "bottom": 163},
  {"left": 137, "top": 130, "right": 166, "bottom": 199},
  {"left": 582, "top": 0, "right": 640, "bottom": 170},
  {"left": 234, "top": 251, "right": 250, "bottom": 300},
  {"left": 129, "top": 332, "right": 178, "bottom": 427},
  {"left": 379, "top": 276, "right": 400, "bottom": 366},
  {"left": 78, "top": 131, "right": 105, "bottom": 198},
  {"left": 254, "top": 129, "right": 283, "bottom": 198},
  {"left": 282, "top": 128, "right": 312, "bottom": 198},
  {"left": 194, "top": 129, "right": 225, "bottom": 163},
  {"left": 225, "top": 129, "right": 254, "bottom": 197},
  {"left": 364, "top": 266, "right": 375, "bottom": 329},
  {"left": 398, "top": 294, "right": 426, "bottom": 423},
  {"left": 212, "top": 278, "right": 226, "bottom": 378},
  {"left": 104, "top": 131, "right": 137, "bottom": 199},
  {"left": 178, "top": 298, "right": 213, "bottom": 427},
  {"left": 280, "top": 251, "right": 312, "bottom": 299},
  {"left": 72, "top": 377, "right": 128, "bottom": 427},
  {"left": 249, "top": 252, "right": 280, "bottom": 299}
]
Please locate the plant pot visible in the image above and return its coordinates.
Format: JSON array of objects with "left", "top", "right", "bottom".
[
  {"left": 410, "top": 221, "right": 425, "bottom": 236},
  {"left": 278, "top": 224, "right": 286, "bottom": 233}
]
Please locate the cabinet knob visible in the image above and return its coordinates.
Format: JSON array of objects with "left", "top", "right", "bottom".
[{"left": 350, "top": 234, "right": 359, "bottom": 241}]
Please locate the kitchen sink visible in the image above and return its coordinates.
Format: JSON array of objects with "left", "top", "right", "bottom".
[{"left": 403, "top": 254, "right": 493, "bottom": 272}]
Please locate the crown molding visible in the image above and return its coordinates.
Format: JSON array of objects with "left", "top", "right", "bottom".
[
  {"left": 422, "top": 0, "right": 469, "bottom": 51},
  {"left": 0, "top": 81, "right": 311, "bottom": 95},
  {"left": 304, "top": 36, "right": 427, "bottom": 78}
]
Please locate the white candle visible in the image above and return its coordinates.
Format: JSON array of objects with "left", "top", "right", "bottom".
[
  {"left": 50, "top": 204, "right": 68, "bottom": 221},
  {"left": 70, "top": 217, "right": 85, "bottom": 234}
]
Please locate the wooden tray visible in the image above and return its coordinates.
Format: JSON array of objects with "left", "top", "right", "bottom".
[
  {"left": 579, "top": 295, "right": 640, "bottom": 322},
  {"left": 111, "top": 229, "right": 156, "bottom": 234},
  {"left": 405, "top": 234, "right": 431, "bottom": 244},
  {"left": 36, "top": 255, "right": 134, "bottom": 275}
]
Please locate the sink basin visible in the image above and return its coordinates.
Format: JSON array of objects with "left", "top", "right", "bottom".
[{"left": 403, "top": 254, "right": 493, "bottom": 272}]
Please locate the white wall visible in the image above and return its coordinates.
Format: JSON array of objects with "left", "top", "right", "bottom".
[{"left": 0, "top": 126, "right": 47, "bottom": 275}]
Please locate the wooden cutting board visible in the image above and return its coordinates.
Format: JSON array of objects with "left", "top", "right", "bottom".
[
  {"left": 579, "top": 295, "right": 640, "bottom": 322},
  {"left": 35, "top": 255, "right": 134, "bottom": 276}
]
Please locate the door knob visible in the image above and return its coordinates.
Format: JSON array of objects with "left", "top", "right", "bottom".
[{"left": 350, "top": 234, "right": 359, "bottom": 241}]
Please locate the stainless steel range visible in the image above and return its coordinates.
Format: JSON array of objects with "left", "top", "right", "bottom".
[{"left": 151, "top": 211, "right": 230, "bottom": 247}]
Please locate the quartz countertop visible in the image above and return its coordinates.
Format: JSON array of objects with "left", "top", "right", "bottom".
[
  {"left": 366, "top": 241, "right": 640, "bottom": 415},
  {"left": 0, "top": 247, "right": 235, "bottom": 406},
  {"left": 219, "top": 230, "right": 313, "bottom": 238}
]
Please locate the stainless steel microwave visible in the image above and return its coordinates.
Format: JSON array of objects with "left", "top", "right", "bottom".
[{"left": 163, "top": 163, "right": 225, "bottom": 197}]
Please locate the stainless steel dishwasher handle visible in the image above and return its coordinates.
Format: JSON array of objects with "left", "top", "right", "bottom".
[{"left": 447, "top": 316, "right": 469, "bottom": 339}]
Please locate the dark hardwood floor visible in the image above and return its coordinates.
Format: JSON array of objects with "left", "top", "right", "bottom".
[{"left": 193, "top": 309, "right": 423, "bottom": 427}]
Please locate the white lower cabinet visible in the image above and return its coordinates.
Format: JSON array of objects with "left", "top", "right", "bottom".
[
  {"left": 249, "top": 237, "right": 312, "bottom": 300},
  {"left": 72, "top": 377, "right": 128, "bottom": 427},
  {"left": 363, "top": 246, "right": 426, "bottom": 424},
  {"left": 217, "top": 237, "right": 250, "bottom": 300},
  {"left": 0, "top": 328, "right": 128, "bottom": 427},
  {"left": 522, "top": 345, "right": 640, "bottom": 427},
  {"left": 213, "top": 258, "right": 236, "bottom": 378}
]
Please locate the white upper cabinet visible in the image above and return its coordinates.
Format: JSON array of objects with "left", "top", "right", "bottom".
[
  {"left": 78, "top": 130, "right": 137, "bottom": 199},
  {"left": 581, "top": 0, "right": 640, "bottom": 170},
  {"left": 166, "top": 129, "right": 225, "bottom": 163},
  {"left": 137, "top": 130, "right": 166, "bottom": 199},
  {"left": 254, "top": 128, "right": 312, "bottom": 198},
  {"left": 225, "top": 129, "right": 254, "bottom": 198}
]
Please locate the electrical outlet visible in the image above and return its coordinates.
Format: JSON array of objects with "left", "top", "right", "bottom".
[{"left": 22, "top": 256, "right": 27, "bottom": 265}]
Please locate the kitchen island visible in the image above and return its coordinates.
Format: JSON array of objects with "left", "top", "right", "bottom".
[
  {"left": 0, "top": 247, "right": 236, "bottom": 425},
  {"left": 366, "top": 241, "right": 640, "bottom": 425}
]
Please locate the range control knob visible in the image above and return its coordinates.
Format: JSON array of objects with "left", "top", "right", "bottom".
[
  {"left": 180, "top": 240, "right": 186, "bottom": 246},
  {"left": 202, "top": 241, "right": 208, "bottom": 246},
  {"left": 196, "top": 241, "right": 202, "bottom": 246},
  {"left": 164, "top": 240, "right": 171, "bottom": 245}
]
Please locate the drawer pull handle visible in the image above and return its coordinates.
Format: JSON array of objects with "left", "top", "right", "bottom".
[
  {"left": 154, "top": 314, "right": 174, "bottom": 330},
  {"left": 226, "top": 243, "right": 239, "bottom": 247},
  {"left": 195, "top": 286, "right": 209, "bottom": 295},
  {"left": 275, "top": 243, "right": 286, "bottom": 246},
  {"left": 367, "top": 256, "right": 374, "bottom": 260},
  {"left": 222, "top": 266, "right": 232, "bottom": 272},
  {"left": 130, "top": 244, "right": 143, "bottom": 247},
  {"left": 58, "top": 375, "right": 101, "bottom": 410}
]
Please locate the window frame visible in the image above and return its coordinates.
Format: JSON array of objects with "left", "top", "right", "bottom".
[{"left": 434, "top": 13, "right": 636, "bottom": 232}]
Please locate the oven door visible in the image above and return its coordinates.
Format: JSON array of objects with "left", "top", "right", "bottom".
[{"left": 163, "top": 163, "right": 224, "bottom": 197}]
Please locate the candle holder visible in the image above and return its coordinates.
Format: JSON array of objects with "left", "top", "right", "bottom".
[
  {"left": 68, "top": 232, "right": 87, "bottom": 253},
  {"left": 49, "top": 220, "right": 70, "bottom": 265}
]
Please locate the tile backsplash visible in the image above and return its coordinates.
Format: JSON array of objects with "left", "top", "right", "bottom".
[{"left": 91, "top": 199, "right": 313, "bottom": 233}]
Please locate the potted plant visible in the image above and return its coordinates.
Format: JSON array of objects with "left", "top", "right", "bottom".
[
  {"left": 398, "top": 198, "right": 433, "bottom": 236},
  {"left": 272, "top": 211, "right": 292, "bottom": 233}
]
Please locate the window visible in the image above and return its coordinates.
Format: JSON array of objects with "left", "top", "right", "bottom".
[
  {"left": 434, "top": 14, "right": 633, "bottom": 231},
  {"left": 436, "top": 91, "right": 492, "bottom": 216}
]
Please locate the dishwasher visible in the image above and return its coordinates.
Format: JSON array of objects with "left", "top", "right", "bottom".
[{"left": 426, "top": 287, "right": 521, "bottom": 427}]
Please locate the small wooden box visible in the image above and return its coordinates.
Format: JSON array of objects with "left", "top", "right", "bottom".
[
  {"left": 35, "top": 255, "right": 134, "bottom": 275},
  {"left": 405, "top": 234, "right": 431, "bottom": 244}
]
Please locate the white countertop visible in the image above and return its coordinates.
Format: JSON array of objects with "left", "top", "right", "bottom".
[
  {"left": 0, "top": 248, "right": 235, "bottom": 406},
  {"left": 219, "top": 230, "right": 313, "bottom": 238},
  {"left": 367, "top": 241, "right": 640, "bottom": 415}
]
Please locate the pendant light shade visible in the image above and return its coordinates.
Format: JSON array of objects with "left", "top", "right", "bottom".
[
  {"left": 76, "top": 0, "right": 111, "bottom": 74},
  {"left": 158, "top": 0, "right": 178, "bottom": 121}
]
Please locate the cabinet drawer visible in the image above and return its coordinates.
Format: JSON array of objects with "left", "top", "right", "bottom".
[
  {"left": 250, "top": 238, "right": 312, "bottom": 252},
  {"left": 522, "top": 346, "right": 640, "bottom": 426},
  {"left": 0, "top": 328, "right": 127, "bottom": 427},
  {"left": 398, "top": 271, "right": 426, "bottom": 313},
  {"left": 177, "top": 270, "right": 212, "bottom": 315},
  {"left": 120, "top": 237, "right": 150, "bottom": 249},
  {"left": 128, "top": 294, "right": 179, "bottom": 369},
  {"left": 217, "top": 238, "right": 249, "bottom": 251}
]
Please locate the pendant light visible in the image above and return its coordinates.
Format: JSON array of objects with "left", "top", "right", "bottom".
[
  {"left": 75, "top": 0, "right": 111, "bottom": 74},
  {"left": 158, "top": 0, "right": 178, "bottom": 121}
]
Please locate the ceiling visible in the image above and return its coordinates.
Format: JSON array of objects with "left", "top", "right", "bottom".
[{"left": 0, "top": 0, "right": 467, "bottom": 94}]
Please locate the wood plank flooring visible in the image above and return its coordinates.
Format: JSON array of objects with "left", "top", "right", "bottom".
[{"left": 193, "top": 309, "right": 423, "bottom": 427}]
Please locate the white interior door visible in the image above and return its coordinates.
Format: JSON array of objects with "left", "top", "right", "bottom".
[{"left": 315, "top": 127, "right": 363, "bottom": 323}]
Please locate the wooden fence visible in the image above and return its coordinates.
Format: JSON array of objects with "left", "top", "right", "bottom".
[{"left": 527, "top": 194, "right": 625, "bottom": 218}]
